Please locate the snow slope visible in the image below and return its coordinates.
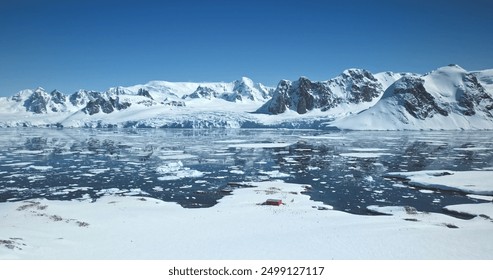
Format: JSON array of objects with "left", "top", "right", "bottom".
[
  {"left": 1, "top": 180, "right": 492, "bottom": 259},
  {"left": 1, "top": 65, "right": 493, "bottom": 130},
  {"left": 334, "top": 65, "right": 493, "bottom": 130}
]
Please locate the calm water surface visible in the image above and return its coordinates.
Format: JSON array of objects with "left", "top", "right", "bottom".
[{"left": 0, "top": 128, "right": 492, "bottom": 216}]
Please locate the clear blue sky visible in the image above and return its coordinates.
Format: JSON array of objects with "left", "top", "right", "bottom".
[{"left": 1, "top": 0, "right": 492, "bottom": 96}]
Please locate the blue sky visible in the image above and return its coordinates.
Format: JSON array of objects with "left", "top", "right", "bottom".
[{"left": 1, "top": 0, "right": 492, "bottom": 96}]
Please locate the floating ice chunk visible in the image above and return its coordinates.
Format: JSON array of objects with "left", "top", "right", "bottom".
[
  {"left": 367, "top": 205, "right": 421, "bottom": 216},
  {"left": 214, "top": 139, "right": 248, "bottom": 143},
  {"left": 158, "top": 154, "right": 196, "bottom": 160},
  {"left": 385, "top": 170, "right": 493, "bottom": 195},
  {"left": 299, "top": 135, "right": 346, "bottom": 140},
  {"left": 364, "top": 176, "right": 374, "bottom": 182},
  {"left": 156, "top": 161, "right": 204, "bottom": 181},
  {"left": 228, "top": 142, "right": 293, "bottom": 149},
  {"left": 444, "top": 203, "right": 493, "bottom": 218},
  {"left": 12, "top": 150, "right": 44, "bottom": 154},
  {"left": 26, "top": 165, "right": 53, "bottom": 171},
  {"left": 453, "top": 147, "right": 492, "bottom": 151},
  {"left": 467, "top": 194, "right": 493, "bottom": 202},
  {"left": 2, "top": 162, "right": 34, "bottom": 167},
  {"left": 27, "top": 175, "right": 45, "bottom": 181},
  {"left": 259, "top": 170, "right": 291, "bottom": 178},
  {"left": 351, "top": 148, "right": 389, "bottom": 152},
  {"left": 96, "top": 188, "right": 126, "bottom": 196},
  {"left": 419, "top": 189, "right": 434, "bottom": 194},
  {"left": 88, "top": 168, "right": 110, "bottom": 175},
  {"left": 124, "top": 188, "right": 149, "bottom": 196},
  {"left": 230, "top": 170, "right": 245, "bottom": 175},
  {"left": 156, "top": 161, "right": 184, "bottom": 174},
  {"left": 340, "top": 152, "right": 392, "bottom": 158}
]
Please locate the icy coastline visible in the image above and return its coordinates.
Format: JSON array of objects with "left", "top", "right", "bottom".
[{"left": 1, "top": 180, "right": 492, "bottom": 259}]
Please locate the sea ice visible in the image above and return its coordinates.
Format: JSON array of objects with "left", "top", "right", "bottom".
[
  {"left": 156, "top": 161, "right": 204, "bottom": 181},
  {"left": 386, "top": 170, "right": 493, "bottom": 195},
  {"left": 259, "top": 170, "right": 291, "bottom": 178},
  {"left": 26, "top": 165, "right": 53, "bottom": 171},
  {"left": 444, "top": 203, "right": 493, "bottom": 218},
  {"left": 340, "top": 152, "right": 392, "bottom": 158},
  {"left": 228, "top": 142, "right": 293, "bottom": 149}
]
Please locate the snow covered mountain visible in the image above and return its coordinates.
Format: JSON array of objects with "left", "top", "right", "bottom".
[
  {"left": 334, "top": 65, "right": 493, "bottom": 130},
  {"left": 1, "top": 65, "right": 492, "bottom": 130},
  {"left": 0, "top": 77, "right": 275, "bottom": 128},
  {"left": 256, "top": 69, "right": 407, "bottom": 116},
  {"left": 182, "top": 77, "right": 272, "bottom": 102}
]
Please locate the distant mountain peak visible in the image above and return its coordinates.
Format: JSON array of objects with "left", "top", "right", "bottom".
[{"left": 1, "top": 65, "right": 492, "bottom": 130}]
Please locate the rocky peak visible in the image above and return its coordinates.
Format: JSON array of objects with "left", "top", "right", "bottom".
[
  {"left": 82, "top": 95, "right": 131, "bottom": 115},
  {"left": 69, "top": 90, "right": 102, "bottom": 107},
  {"left": 49, "top": 89, "right": 66, "bottom": 104},
  {"left": 388, "top": 76, "right": 450, "bottom": 119},
  {"left": 341, "top": 68, "right": 377, "bottom": 82},
  {"left": 183, "top": 86, "right": 218, "bottom": 100},
  {"left": 23, "top": 88, "right": 50, "bottom": 114},
  {"left": 258, "top": 69, "right": 388, "bottom": 115},
  {"left": 137, "top": 88, "right": 153, "bottom": 99},
  {"left": 232, "top": 76, "right": 271, "bottom": 101}
]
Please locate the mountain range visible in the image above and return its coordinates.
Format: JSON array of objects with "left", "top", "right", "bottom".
[{"left": 1, "top": 65, "right": 492, "bottom": 130}]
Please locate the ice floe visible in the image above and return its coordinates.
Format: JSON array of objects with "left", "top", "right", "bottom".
[
  {"left": 444, "top": 203, "right": 493, "bottom": 218},
  {"left": 1, "top": 180, "right": 493, "bottom": 259},
  {"left": 228, "top": 142, "right": 293, "bottom": 149},
  {"left": 340, "top": 152, "right": 392, "bottom": 158},
  {"left": 467, "top": 194, "right": 493, "bottom": 202},
  {"left": 25, "top": 165, "right": 53, "bottom": 171},
  {"left": 386, "top": 170, "right": 493, "bottom": 195},
  {"left": 259, "top": 170, "right": 291, "bottom": 178},
  {"left": 155, "top": 161, "right": 204, "bottom": 181}
]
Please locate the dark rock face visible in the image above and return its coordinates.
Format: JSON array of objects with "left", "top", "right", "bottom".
[
  {"left": 163, "top": 100, "right": 186, "bottom": 107},
  {"left": 82, "top": 96, "right": 131, "bottom": 115},
  {"left": 50, "top": 90, "right": 66, "bottom": 104},
  {"left": 385, "top": 73, "right": 493, "bottom": 121},
  {"left": 183, "top": 86, "right": 218, "bottom": 100},
  {"left": 258, "top": 78, "right": 332, "bottom": 115},
  {"left": 392, "top": 77, "right": 449, "bottom": 119},
  {"left": 137, "top": 88, "right": 153, "bottom": 99},
  {"left": 69, "top": 90, "right": 101, "bottom": 107},
  {"left": 48, "top": 90, "right": 66, "bottom": 112},
  {"left": 83, "top": 97, "right": 113, "bottom": 115},
  {"left": 457, "top": 74, "right": 493, "bottom": 117},
  {"left": 336, "top": 69, "right": 381, "bottom": 104},
  {"left": 258, "top": 69, "right": 384, "bottom": 115},
  {"left": 232, "top": 80, "right": 254, "bottom": 101},
  {"left": 262, "top": 80, "right": 290, "bottom": 114},
  {"left": 294, "top": 77, "right": 316, "bottom": 114},
  {"left": 24, "top": 90, "right": 49, "bottom": 114}
]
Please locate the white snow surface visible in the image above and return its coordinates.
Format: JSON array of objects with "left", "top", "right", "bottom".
[
  {"left": 2, "top": 65, "right": 492, "bottom": 130},
  {"left": 228, "top": 142, "right": 293, "bottom": 149},
  {"left": 155, "top": 161, "right": 204, "bottom": 181},
  {"left": 444, "top": 203, "right": 493, "bottom": 218},
  {"left": 1, "top": 180, "right": 493, "bottom": 259},
  {"left": 340, "top": 152, "right": 392, "bottom": 158},
  {"left": 386, "top": 170, "right": 493, "bottom": 195},
  {"left": 334, "top": 65, "right": 493, "bottom": 130}
]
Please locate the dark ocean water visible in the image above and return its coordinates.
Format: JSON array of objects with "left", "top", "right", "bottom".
[{"left": 1, "top": 128, "right": 492, "bottom": 216}]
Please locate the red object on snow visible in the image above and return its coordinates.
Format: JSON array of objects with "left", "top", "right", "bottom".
[{"left": 265, "top": 199, "right": 282, "bottom": 206}]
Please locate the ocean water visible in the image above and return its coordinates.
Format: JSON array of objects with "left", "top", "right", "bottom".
[{"left": 0, "top": 128, "right": 491, "bottom": 216}]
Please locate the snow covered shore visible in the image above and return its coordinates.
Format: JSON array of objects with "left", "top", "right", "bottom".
[{"left": 1, "top": 180, "right": 492, "bottom": 259}]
